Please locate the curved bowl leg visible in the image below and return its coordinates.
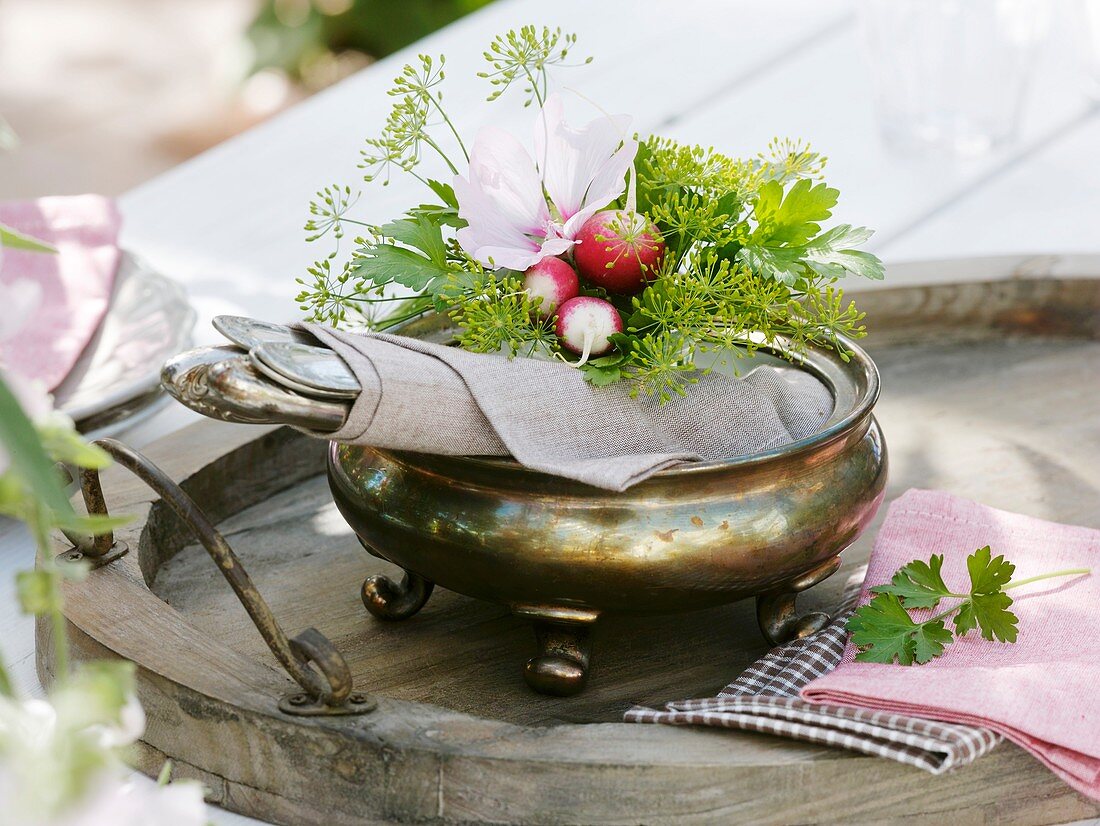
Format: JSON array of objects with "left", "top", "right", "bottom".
[
  {"left": 361, "top": 571, "right": 434, "bottom": 621},
  {"left": 756, "top": 556, "right": 842, "bottom": 645},
  {"left": 356, "top": 537, "right": 434, "bottom": 621},
  {"left": 514, "top": 606, "right": 599, "bottom": 697}
]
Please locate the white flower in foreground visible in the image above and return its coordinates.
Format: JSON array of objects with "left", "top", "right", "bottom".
[
  {"left": 454, "top": 93, "right": 636, "bottom": 270},
  {"left": 87, "top": 693, "right": 146, "bottom": 750},
  {"left": 0, "top": 690, "right": 204, "bottom": 826},
  {"left": 54, "top": 777, "right": 206, "bottom": 826},
  {"left": 0, "top": 278, "right": 53, "bottom": 476},
  {"left": 0, "top": 766, "right": 206, "bottom": 826},
  {"left": 0, "top": 366, "right": 57, "bottom": 477}
]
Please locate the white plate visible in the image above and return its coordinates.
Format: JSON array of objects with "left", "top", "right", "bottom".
[{"left": 53, "top": 252, "right": 195, "bottom": 429}]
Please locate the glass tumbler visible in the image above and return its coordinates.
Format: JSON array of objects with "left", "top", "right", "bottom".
[{"left": 859, "top": 0, "right": 1051, "bottom": 156}]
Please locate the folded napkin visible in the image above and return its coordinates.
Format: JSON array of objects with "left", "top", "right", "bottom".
[
  {"left": 625, "top": 567, "right": 1001, "bottom": 772},
  {"left": 803, "top": 490, "right": 1100, "bottom": 800},
  {"left": 305, "top": 325, "right": 834, "bottom": 491},
  {"left": 0, "top": 196, "right": 122, "bottom": 390}
]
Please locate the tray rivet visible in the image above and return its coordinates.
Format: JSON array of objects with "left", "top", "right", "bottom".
[
  {"left": 278, "top": 691, "right": 377, "bottom": 716},
  {"left": 55, "top": 541, "right": 129, "bottom": 569}
]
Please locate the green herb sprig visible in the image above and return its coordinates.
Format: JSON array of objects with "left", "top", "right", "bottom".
[
  {"left": 295, "top": 27, "right": 885, "bottom": 401},
  {"left": 847, "top": 547, "right": 1089, "bottom": 666}
]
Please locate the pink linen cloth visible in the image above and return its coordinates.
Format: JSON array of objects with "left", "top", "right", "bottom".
[
  {"left": 803, "top": 489, "right": 1100, "bottom": 800},
  {"left": 0, "top": 196, "right": 122, "bottom": 390}
]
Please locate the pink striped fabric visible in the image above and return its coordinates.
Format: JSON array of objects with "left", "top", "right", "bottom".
[
  {"left": 803, "top": 489, "right": 1100, "bottom": 801},
  {"left": 0, "top": 196, "right": 121, "bottom": 390}
]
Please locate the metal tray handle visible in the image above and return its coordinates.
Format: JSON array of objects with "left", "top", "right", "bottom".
[{"left": 63, "top": 438, "right": 375, "bottom": 717}]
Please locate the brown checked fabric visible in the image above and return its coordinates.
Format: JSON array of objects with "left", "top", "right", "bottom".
[{"left": 625, "top": 570, "right": 1001, "bottom": 773}]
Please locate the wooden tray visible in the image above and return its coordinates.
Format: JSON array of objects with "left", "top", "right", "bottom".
[{"left": 41, "top": 272, "right": 1100, "bottom": 825}]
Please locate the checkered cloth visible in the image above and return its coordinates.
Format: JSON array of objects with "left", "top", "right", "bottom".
[{"left": 625, "top": 571, "right": 1001, "bottom": 772}]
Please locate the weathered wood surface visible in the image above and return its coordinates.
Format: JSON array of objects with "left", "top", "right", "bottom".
[{"left": 41, "top": 276, "right": 1100, "bottom": 824}]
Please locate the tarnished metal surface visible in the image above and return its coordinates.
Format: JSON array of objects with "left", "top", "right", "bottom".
[
  {"left": 359, "top": 533, "right": 436, "bottom": 622},
  {"left": 756, "top": 556, "right": 843, "bottom": 645},
  {"left": 160, "top": 314, "right": 886, "bottom": 694},
  {"left": 513, "top": 605, "right": 599, "bottom": 696},
  {"left": 71, "top": 438, "right": 372, "bottom": 716},
  {"left": 161, "top": 346, "right": 348, "bottom": 431},
  {"left": 330, "top": 337, "right": 883, "bottom": 606},
  {"left": 212, "top": 315, "right": 316, "bottom": 351},
  {"left": 253, "top": 341, "right": 361, "bottom": 397},
  {"left": 327, "top": 332, "right": 886, "bottom": 692}
]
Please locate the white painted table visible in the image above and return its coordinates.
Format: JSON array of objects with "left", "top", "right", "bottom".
[{"left": 3, "top": 1, "right": 1100, "bottom": 822}]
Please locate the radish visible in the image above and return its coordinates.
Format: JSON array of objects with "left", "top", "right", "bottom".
[
  {"left": 573, "top": 210, "right": 666, "bottom": 295},
  {"left": 523, "top": 257, "right": 579, "bottom": 317},
  {"left": 555, "top": 296, "right": 623, "bottom": 365}
]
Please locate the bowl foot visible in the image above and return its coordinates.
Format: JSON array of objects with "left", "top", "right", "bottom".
[
  {"left": 756, "top": 556, "right": 842, "bottom": 645},
  {"left": 355, "top": 537, "right": 435, "bottom": 620},
  {"left": 361, "top": 570, "right": 434, "bottom": 620},
  {"left": 514, "top": 606, "right": 599, "bottom": 697}
]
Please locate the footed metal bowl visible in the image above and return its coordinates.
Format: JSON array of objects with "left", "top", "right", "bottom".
[{"left": 328, "top": 334, "right": 886, "bottom": 696}]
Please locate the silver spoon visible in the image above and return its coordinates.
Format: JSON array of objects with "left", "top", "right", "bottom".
[
  {"left": 213, "top": 316, "right": 317, "bottom": 351},
  {"left": 162, "top": 346, "right": 347, "bottom": 431},
  {"left": 251, "top": 341, "right": 361, "bottom": 398},
  {"left": 247, "top": 348, "right": 358, "bottom": 401}
]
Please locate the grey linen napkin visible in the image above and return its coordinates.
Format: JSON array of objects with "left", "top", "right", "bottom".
[
  {"left": 625, "top": 572, "right": 1002, "bottom": 773},
  {"left": 304, "top": 324, "right": 834, "bottom": 492}
]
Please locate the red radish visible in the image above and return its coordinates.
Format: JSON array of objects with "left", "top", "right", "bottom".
[
  {"left": 555, "top": 296, "right": 623, "bottom": 364},
  {"left": 523, "top": 257, "right": 579, "bottom": 317},
  {"left": 573, "top": 210, "right": 666, "bottom": 295}
]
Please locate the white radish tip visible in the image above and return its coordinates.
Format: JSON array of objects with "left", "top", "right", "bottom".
[
  {"left": 555, "top": 296, "right": 623, "bottom": 361},
  {"left": 523, "top": 257, "right": 579, "bottom": 317}
]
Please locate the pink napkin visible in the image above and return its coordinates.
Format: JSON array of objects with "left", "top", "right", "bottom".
[
  {"left": 803, "top": 489, "right": 1099, "bottom": 800},
  {"left": 0, "top": 195, "right": 122, "bottom": 390}
]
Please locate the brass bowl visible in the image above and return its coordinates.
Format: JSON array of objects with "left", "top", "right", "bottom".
[{"left": 328, "top": 335, "right": 886, "bottom": 695}]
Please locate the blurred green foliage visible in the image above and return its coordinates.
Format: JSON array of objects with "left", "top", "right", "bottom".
[{"left": 247, "top": 0, "right": 494, "bottom": 86}]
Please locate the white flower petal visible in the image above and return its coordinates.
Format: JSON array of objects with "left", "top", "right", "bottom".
[
  {"left": 91, "top": 694, "right": 145, "bottom": 749},
  {"left": 454, "top": 97, "right": 637, "bottom": 269},
  {"left": 535, "top": 93, "right": 635, "bottom": 227},
  {"left": 57, "top": 777, "right": 207, "bottom": 826},
  {"left": 561, "top": 137, "right": 638, "bottom": 239},
  {"left": 467, "top": 126, "right": 547, "bottom": 228},
  {"left": 454, "top": 127, "right": 556, "bottom": 268}
]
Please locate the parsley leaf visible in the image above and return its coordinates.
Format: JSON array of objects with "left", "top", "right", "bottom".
[
  {"left": 802, "top": 225, "right": 885, "bottom": 281},
  {"left": 752, "top": 178, "right": 838, "bottom": 246},
  {"left": 736, "top": 245, "right": 805, "bottom": 286},
  {"left": 409, "top": 180, "right": 466, "bottom": 228},
  {"left": 967, "top": 545, "right": 1015, "bottom": 594},
  {"left": 911, "top": 619, "right": 955, "bottom": 663},
  {"left": 426, "top": 179, "right": 459, "bottom": 209},
  {"left": 848, "top": 594, "right": 953, "bottom": 665},
  {"left": 849, "top": 546, "right": 1085, "bottom": 665},
  {"left": 871, "top": 553, "right": 951, "bottom": 609},
  {"left": 960, "top": 546, "right": 1018, "bottom": 642},
  {"left": 408, "top": 203, "right": 465, "bottom": 229},
  {"left": 350, "top": 244, "right": 450, "bottom": 292},
  {"left": 581, "top": 354, "right": 625, "bottom": 387},
  {"left": 956, "top": 591, "right": 1019, "bottom": 642},
  {"left": 378, "top": 216, "right": 448, "bottom": 266},
  {"left": 737, "top": 223, "right": 885, "bottom": 285}
]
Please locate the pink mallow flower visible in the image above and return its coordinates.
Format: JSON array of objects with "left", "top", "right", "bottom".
[{"left": 454, "top": 94, "right": 637, "bottom": 271}]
